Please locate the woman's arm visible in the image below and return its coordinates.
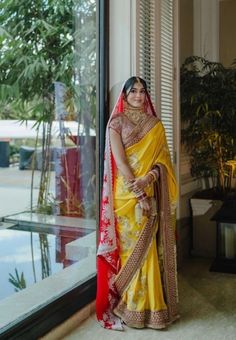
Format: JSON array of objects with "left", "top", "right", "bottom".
[
  {"left": 109, "top": 128, "right": 151, "bottom": 216},
  {"left": 109, "top": 128, "right": 134, "bottom": 181}
]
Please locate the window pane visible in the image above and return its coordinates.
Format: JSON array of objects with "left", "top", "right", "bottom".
[{"left": 0, "top": 0, "right": 97, "bottom": 333}]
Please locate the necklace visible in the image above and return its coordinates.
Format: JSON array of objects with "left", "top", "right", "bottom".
[{"left": 124, "top": 108, "right": 147, "bottom": 125}]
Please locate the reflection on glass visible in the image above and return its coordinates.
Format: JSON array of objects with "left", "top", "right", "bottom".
[
  {"left": 0, "top": 0, "right": 97, "bottom": 330},
  {"left": 74, "top": 0, "right": 96, "bottom": 219},
  {"left": 9, "top": 269, "right": 26, "bottom": 292},
  {"left": 0, "top": 0, "right": 97, "bottom": 221},
  {"left": 0, "top": 225, "right": 93, "bottom": 302}
]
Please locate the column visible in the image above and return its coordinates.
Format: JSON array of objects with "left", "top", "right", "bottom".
[{"left": 193, "top": 0, "right": 219, "bottom": 61}]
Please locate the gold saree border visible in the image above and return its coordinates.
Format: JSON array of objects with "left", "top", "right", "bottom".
[
  {"left": 157, "top": 165, "right": 179, "bottom": 321},
  {"left": 124, "top": 115, "right": 159, "bottom": 148},
  {"left": 114, "top": 301, "right": 179, "bottom": 329}
]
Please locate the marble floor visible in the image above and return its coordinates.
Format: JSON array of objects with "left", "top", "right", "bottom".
[{"left": 62, "top": 258, "right": 236, "bottom": 340}]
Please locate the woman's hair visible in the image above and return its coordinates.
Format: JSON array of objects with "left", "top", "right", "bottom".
[{"left": 122, "top": 76, "right": 148, "bottom": 96}]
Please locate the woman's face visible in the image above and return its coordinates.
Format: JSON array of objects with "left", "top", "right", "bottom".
[{"left": 125, "top": 82, "right": 146, "bottom": 109}]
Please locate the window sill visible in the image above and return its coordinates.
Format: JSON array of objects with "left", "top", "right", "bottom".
[{"left": 0, "top": 213, "right": 96, "bottom": 339}]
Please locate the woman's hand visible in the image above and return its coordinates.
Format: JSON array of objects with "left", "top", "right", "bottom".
[
  {"left": 139, "top": 197, "right": 151, "bottom": 217},
  {"left": 130, "top": 175, "right": 150, "bottom": 191}
]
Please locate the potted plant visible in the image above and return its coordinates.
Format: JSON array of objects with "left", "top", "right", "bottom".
[{"left": 180, "top": 56, "right": 236, "bottom": 257}]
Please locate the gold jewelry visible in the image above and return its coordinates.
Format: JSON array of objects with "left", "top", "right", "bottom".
[
  {"left": 124, "top": 108, "right": 146, "bottom": 125},
  {"left": 148, "top": 171, "right": 156, "bottom": 182}
]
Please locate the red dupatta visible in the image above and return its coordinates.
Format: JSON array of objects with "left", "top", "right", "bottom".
[{"left": 96, "top": 81, "right": 157, "bottom": 330}]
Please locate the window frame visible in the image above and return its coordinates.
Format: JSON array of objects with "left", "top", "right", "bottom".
[
  {"left": 0, "top": 1, "right": 109, "bottom": 338},
  {"left": 0, "top": 278, "right": 96, "bottom": 339}
]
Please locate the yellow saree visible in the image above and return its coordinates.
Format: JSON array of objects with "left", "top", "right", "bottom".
[
  {"left": 112, "top": 117, "right": 179, "bottom": 329},
  {"left": 96, "top": 87, "right": 179, "bottom": 330}
]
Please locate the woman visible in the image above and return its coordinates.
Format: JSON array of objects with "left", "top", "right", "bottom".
[{"left": 96, "top": 76, "right": 179, "bottom": 330}]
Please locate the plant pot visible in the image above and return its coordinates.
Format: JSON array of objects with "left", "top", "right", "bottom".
[{"left": 190, "top": 198, "right": 223, "bottom": 257}]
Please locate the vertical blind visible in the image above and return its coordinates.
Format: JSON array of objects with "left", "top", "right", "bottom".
[
  {"left": 160, "top": 0, "right": 174, "bottom": 159},
  {"left": 138, "top": 0, "right": 156, "bottom": 104},
  {"left": 138, "top": 0, "right": 175, "bottom": 161}
]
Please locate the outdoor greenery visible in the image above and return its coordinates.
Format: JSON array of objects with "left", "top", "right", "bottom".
[
  {"left": 8, "top": 268, "right": 26, "bottom": 292},
  {"left": 0, "top": 0, "right": 96, "bottom": 215},
  {"left": 0, "top": 0, "right": 96, "bottom": 123},
  {"left": 181, "top": 56, "right": 236, "bottom": 195},
  {"left": 0, "top": 0, "right": 73, "bottom": 121}
]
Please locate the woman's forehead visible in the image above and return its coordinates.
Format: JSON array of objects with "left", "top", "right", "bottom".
[{"left": 131, "top": 82, "right": 145, "bottom": 90}]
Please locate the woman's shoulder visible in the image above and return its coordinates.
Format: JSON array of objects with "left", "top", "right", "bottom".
[
  {"left": 108, "top": 114, "right": 123, "bottom": 133},
  {"left": 109, "top": 113, "right": 123, "bottom": 125},
  {"left": 110, "top": 112, "right": 123, "bottom": 120}
]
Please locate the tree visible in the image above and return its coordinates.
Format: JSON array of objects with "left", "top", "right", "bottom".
[
  {"left": 0, "top": 0, "right": 97, "bottom": 215},
  {"left": 0, "top": 0, "right": 74, "bottom": 120},
  {"left": 0, "top": 0, "right": 96, "bottom": 124}
]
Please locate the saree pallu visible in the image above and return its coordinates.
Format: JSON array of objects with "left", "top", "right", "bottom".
[{"left": 96, "top": 119, "right": 179, "bottom": 330}]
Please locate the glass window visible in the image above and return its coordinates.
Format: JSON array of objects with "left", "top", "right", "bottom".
[{"left": 0, "top": 0, "right": 97, "bottom": 335}]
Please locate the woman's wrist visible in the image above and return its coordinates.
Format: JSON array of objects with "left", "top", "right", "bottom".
[
  {"left": 133, "top": 187, "right": 146, "bottom": 198},
  {"left": 146, "top": 168, "right": 159, "bottom": 185},
  {"left": 152, "top": 168, "right": 159, "bottom": 180},
  {"left": 145, "top": 171, "right": 156, "bottom": 185},
  {"left": 136, "top": 192, "right": 147, "bottom": 201},
  {"left": 129, "top": 183, "right": 147, "bottom": 200},
  {"left": 124, "top": 178, "right": 135, "bottom": 190}
]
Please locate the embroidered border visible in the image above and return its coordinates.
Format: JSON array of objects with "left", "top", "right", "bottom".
[
  {"left": 114, "top": 301, "right": 179, "bottom": 329},
  {"left": 124, "top": 116, "right": 159, "bottom": 148},
  {"left": 157, "top": 165, "right": 179, "bottom": 320}
]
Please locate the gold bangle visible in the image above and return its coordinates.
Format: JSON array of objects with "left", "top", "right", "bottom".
[
  {"left": 148, "top": 171, "right": 156, "bottom": 183},
  {"left": 153, "top": 168, "right": 159, "bottom": 180}
]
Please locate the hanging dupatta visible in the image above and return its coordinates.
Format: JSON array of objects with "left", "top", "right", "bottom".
[{"left": 96, "top": 88, "right": 126, "bottom": 330}]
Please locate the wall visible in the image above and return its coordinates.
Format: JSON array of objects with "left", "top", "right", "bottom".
[
  {"left": 109, "top": 0, "right": 136, "bottom": 110},
  {"left": 179, "top": 0, "right": 198, "bottom": 264},
  {"left": 220, "top": 0, "right": 236, "bottom": 66},
  {"left": 179, "top": 0, "right": 193, "bottom": 65},
  {"left": 193, "top": 0, "right": 219, "bottom": 62}
]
